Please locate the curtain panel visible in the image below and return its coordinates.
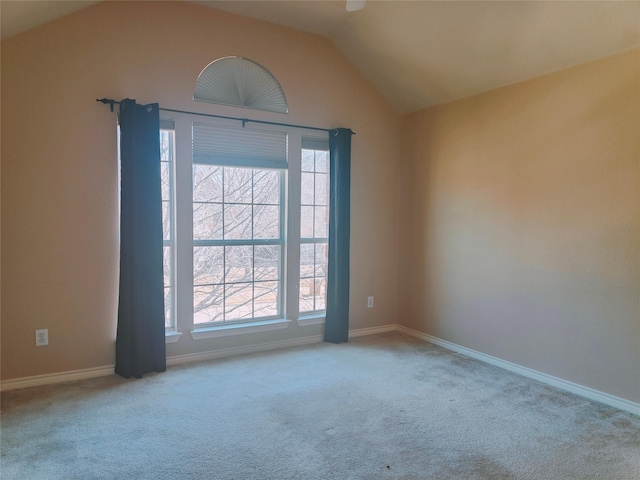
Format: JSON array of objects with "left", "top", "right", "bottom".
[
  {"left": 115, "top": 99, "right": 166, "bottom": 378},
  {"left": 324, "top": 128, "right": 353, "bottom": 343}
]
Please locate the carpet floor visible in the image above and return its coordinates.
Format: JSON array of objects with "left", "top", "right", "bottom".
[{"left": 1, "top": 332, "right": 639, "bottom": 479}]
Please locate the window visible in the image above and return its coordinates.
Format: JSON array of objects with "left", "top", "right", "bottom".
[
  {"left": 299, "top": 141, "right": 330, "bottom": 314},
  {"left": 162, "top": 117, "right": 329, "bottom": 338},
  {"left": 192, "top": 165, "right": 284, "bottom": 325},
  {"left": 160, "top": 122, "right": 175, "bottom": 329}
]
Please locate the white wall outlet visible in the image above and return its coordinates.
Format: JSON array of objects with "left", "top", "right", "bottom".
[
  {"left": 367, "top": 296, "right": 374, "bottom": 308},
  {"left": 35, "top": 329, "right": 49, "bottom": 346}
]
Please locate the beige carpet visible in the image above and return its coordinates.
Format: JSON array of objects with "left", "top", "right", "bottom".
[{"left": 1, "top": 332, "right": 639, "bottom": 479}]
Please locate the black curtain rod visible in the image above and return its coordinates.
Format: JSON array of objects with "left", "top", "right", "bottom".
[{"left": 96, "top": 98, "right": 354, "bottom": 135}]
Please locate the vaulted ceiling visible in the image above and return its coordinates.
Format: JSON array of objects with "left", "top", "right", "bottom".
[{"left": 2, "top": 0, "right": 639, "bottom": 113}]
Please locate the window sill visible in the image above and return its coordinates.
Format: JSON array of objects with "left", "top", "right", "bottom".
[
  {"left": 190, "top": 318, "right": 291, "bottom": 340},
  {"left": 297, "top": 314, "right": 326, "bottom": 326},
  {"left": 165, "top": 331, "right": 183, "bottom": 344}
]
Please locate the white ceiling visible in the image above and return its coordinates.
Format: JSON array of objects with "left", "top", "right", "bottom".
[{"left": 3, "top": 0, "right": 640, "bottom": 113}]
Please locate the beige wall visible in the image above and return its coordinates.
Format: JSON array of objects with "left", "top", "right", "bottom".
[
  {"left": 399, "top": 49, "right": 640, "bottom": 403},
  {"left": 3, "top": 1, "right": 637, "bottom": 405},
  {"left": 1, "top": 1, "right": 401, "bottom": 379}
]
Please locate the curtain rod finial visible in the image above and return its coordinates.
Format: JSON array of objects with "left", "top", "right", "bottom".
[{"left": 97, "top": 98, "right": 116, "bottom": 112}]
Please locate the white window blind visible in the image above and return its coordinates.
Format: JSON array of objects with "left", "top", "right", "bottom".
[
  {"left": 192, "top": 123, "right": 288, "bottom": 169},
  {"left": 302, "top": 137, "right": 329, "bottom": 151},
  {"left": 160, "top": 119, "right": 175, "bottom": 130}
]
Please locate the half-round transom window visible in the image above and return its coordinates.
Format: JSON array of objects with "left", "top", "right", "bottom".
[{"left": 194, "top": 57, "right": 288, "bottom": 114}]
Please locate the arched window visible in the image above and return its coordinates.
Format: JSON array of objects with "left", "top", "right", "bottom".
[{"left": 194, "top": 57, "right": 288, "bottom": 114}]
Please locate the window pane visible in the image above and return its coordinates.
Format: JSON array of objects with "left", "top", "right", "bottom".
[
  {"left": 315, "top": 243, "right": 328, "bottom": 277},
  {"left": 299, "top": 277, "right": 315, "bottom": 313},
  {"left": 163, "top": 246, "right": 171, "bottom": 287},
  {"left": 225, "top": 283, "right": 253, "bottom": 320},
  {"left": 161, "top": 162, "right": 170, "bottom": 201},
  {"left": 254, "top": 281, "right": 279, "bottom": 317},
  {"left": 224, "top": 204, "right": 252, "bottom": 240},
  {"left": 193, "top": 164, "right": 222, "bottom": 203},
  {"left": 253, "top": 205, "right": 280, "bottom": 239},
  {"left": 193, "top": 203, "right": 223, "bottom": 240},
  {"left": 224, "top": 167, "right": 252, "bottom": 204},
  {"left": 301, "top": 172, "right": 314, "bottom": 205},
  {"left": 255, "top": 245, "right": 280, "bottom": 281},
  {"left": 299, "top": 241, "right": 328, "bottom": 314},
  {"left": 194, "top": 285, "right": 224, "bottom": 324},
  {"left": 160, "top": 131, "right": 172, "bottom": 162},
  {"left": 314, "top": 206, "right": 328, "bottom": 237},
  {"left": 315, "top": 277, "right": 327, "bottom": 311},
  {"left": 302, "top": 150, "right": 314, "bottom": 172},
  {"left": 164, "top": 287, "right": 172, "bottom": 328},
  {"left": 253, "top": 170, "right": 279, "bottom": 204},
  {"left": 225, "top": 246, "right": 253, "bottom": 283},
  {"left": 315, "top": 151, "right": 328, "bottom": 173},
  {"left": 162, "top": 201, "right": 171, "bottom": 241},
  {"left": 194, "top": 246, "right": 224, "bottom": 286},
  {"left": 162, "top": 245, "right": 173, "bottom": 328},
  {"left": 300, "top": 244, "right": 314, "bottom": 278},
  {"left": 301, "top": 206, "right": 313, "bottom": 238},
  {"left": 314, "top": 173, "right": 328, "bottom": 206}
]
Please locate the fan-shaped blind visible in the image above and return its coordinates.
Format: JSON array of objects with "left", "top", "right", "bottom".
[
  {"left": 194, "top": 57, "right": 288, "bottom": 114},
  {"left": 193, "top": 123, "right": 288, "bottom": 169}
]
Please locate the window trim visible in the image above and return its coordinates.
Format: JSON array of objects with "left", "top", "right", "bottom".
[
  {"left": 190, "top": 317, "right": 291, "bottom": 340},
  {"left": 297, "top": 314, "right": 326, "bottom": 326},
  {"left": 165, "top": 331, "right": 183, "bottom": 344}
]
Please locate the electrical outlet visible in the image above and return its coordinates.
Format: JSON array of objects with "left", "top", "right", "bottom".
[
  {"left": 35, "top": 329, "right": 49, "bottom": 346},
  {"left": 367, "top": 296, "right": 374, "bottom": 308}
]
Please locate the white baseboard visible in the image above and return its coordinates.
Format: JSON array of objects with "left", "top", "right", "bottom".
[
  {"left": 0, "top": 365, "right": 116, "bottom": 392},
  {"left": 349, "top": 324, "right": 397, "bottom": 338},
  {"left": 396, "top": 325, "right": 640, "bottom": 417}
]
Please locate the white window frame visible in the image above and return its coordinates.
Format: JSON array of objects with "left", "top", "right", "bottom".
[
  {"left": 163, "top": 114, "right": 329, "bottom": 341},
  {"left": 298, "top": 139, "right": 330, "bottom": 320},
  {"left": 160, "top": 121, "right": 182, "bottom": 343}
]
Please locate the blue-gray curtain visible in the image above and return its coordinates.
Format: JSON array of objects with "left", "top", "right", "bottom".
[
  {"left": 115, "top": 99, "right": 166, "bottom": 378},
  {"left": 324, "top": 128, "right": 353, "bottom": 343}
]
